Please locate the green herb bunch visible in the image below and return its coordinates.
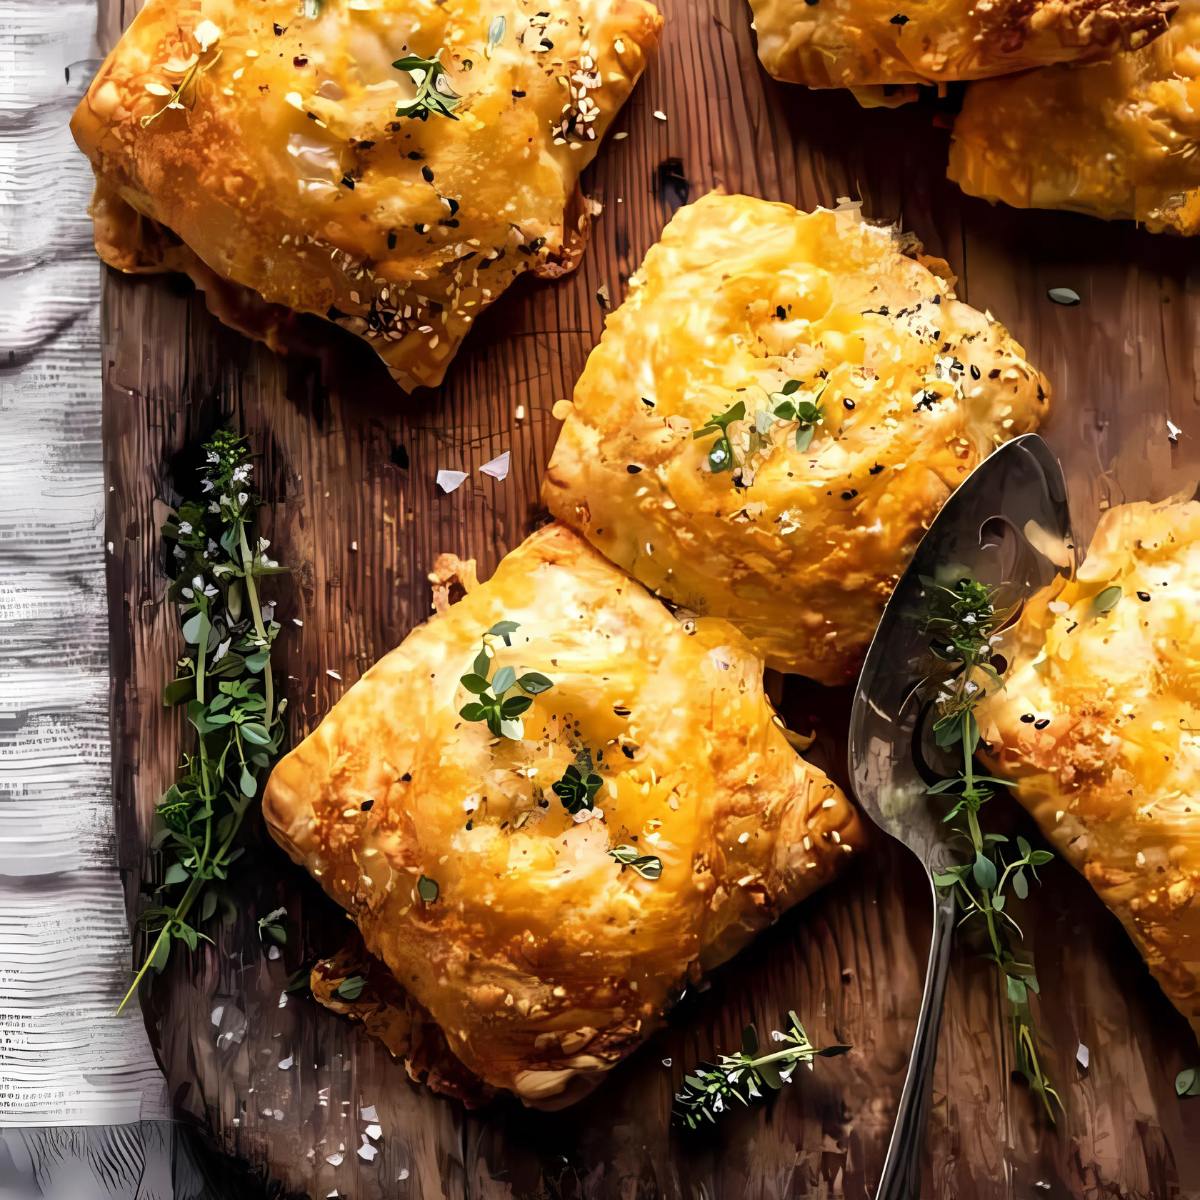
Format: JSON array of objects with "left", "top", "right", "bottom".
[
  {"left": 117, "top": 430, "right": 287, "bottom": 1015},
  {"left": 458, "top": 621, "right": 553, "bottom": 739},
  {"left": 674, "top": 1012, "right": 849, "bottom": 1129},
  {"left": 393, "top": 53, "right": 462, "bottom": 121},
  {"left": 919, "top": 575, "right": 1061, "bottom": 1119}
]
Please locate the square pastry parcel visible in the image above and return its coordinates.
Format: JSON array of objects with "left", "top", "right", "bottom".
[
  {"left": 71, "top": 0, "right": 661, "bottom": 390},
  {"left": 264, "top": 524, "right": 862, "bottom": 1107}
]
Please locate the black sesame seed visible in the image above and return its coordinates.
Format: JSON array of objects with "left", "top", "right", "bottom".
[
  {"left": 626, "top": 464, "right": 642, "bottom": 474},
  {"left": 1020, "top": 713, "right": 1036, "bottom": 723},
  {"left": 421, "top": 165, "right": 434, "bottom": 183},
  {"left": 843, "top": 397, "right": 855, "bottom": 410},
  {"left": 1137, "top": 591, "right": 1151, "bottom": 602},
  {"left": 1034, "top": 718, "right": 1051, "bottom": 730}
]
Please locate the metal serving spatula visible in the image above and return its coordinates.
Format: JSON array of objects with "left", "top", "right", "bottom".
[{"left": 847, "top": 434, "right": 1073, "bottom": 1199}]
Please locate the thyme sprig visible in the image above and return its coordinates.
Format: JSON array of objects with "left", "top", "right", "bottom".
[
  {"left": 141, "top": 49, "right": 223, "bottom": 129},
  {"left": 393, "top": 53, "right": 462, "bottom": 121},
  {"left": 763, "top": 379, "right": 825, "bottom": 452},
  {"left": 695, "top": 380, "right": 827, "bottom": 475},
  {"left": 458, "top": 621, "right": 553, "bottom": 739},
  {"left": 674, "top": 1012, "right": 849, "bottom": 1129},
  {"left": 920, "top": 575, "right": 1061, "bottom": 1119},
  {"left": 117, "top": 431, "right": 287, "bottom": 1015}
]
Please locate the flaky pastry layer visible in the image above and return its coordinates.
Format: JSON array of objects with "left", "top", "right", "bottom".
[
  {"left": 543, "top": 193, "right": 1049, "bottom": 682},
  {"left": 978, "top": 499, "right": 1200, "bottom": 1038},
  {"left": 748, "top": 0, "right": 1174, "bottom": 91},
  {"left": 950, "top": 0, "right": 1200, "bottom": 234},
  {"left": 71, "top": 0, "right": 661, "bottom": 390},
  {"left": 263, "top": 523, "right": 861, "bottom": 1105}
]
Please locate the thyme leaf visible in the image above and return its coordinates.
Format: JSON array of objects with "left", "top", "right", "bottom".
[
  {"left": 608, "top": 844, "right": 662, "bottom": 880},
  {"left": 693, "top": 400, "right": 745, "bottom": 473},
  {"left": 552, "top": 751, "right": 602, "bottom": 815}
]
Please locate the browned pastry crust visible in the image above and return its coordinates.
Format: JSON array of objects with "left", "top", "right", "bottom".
[
  {"left": 748, "top": 0, "right": 1175, "bottom": 92},
  {"left": 263, "top": 523, "right": 862, "bottom": 1106},
  {"left": 542, "top": 193, "right": 1049, "bottom": 683},
  {"left": 977, "top": 499, "right": 1200, "bottom": 1038},
  {"left": 310, "top": 941, "right": 492, "bottom": 1106},
  {"left": 950, "top": 0, "right": 1200, "bottom": 234},
  {"left": 71, "top": 0, "right": 661, "bottom": 391}
]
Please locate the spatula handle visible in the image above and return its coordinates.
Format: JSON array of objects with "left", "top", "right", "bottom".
[{"left": 875, "top": 883, "right": 957, "bottom": 1200}]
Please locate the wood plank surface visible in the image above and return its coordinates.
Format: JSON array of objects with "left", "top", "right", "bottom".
[{"left": 99, "top": 0, "right": 1200, "bottom": 1196}]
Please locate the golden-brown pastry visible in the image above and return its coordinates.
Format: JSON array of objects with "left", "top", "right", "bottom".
[
  {"left": 542, "top": 193, "right": 1049, "bottom": 684},
  {"left": 747, "top": 0, "right": 1174, "bottom": 94},
  {"left": 950, "top": 1, "right": 1200, "bottom": 234},
  {"left": 263, "top": 522, "right": 861, "bottom": 1106},
  {"left": 977, "top": 499, "right": 1200, "bottom": 1038},
  {"left": 71, "top": 0, "right": 661, "bottom": 391}
]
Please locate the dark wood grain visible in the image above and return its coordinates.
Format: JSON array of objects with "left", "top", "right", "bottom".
[{"left": 100, "top": 0, "right": 1200, "bottom": 1196}]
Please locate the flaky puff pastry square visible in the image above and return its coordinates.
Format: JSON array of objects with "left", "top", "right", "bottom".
[
  {"left": 542, "top": 194, "right": 1049, "bottom": 684},
  {"left": 747, "top": 0, "right": 1174, "bottom": 95},
  {"left": 70, "top": 0, "right": 661, "bottom": 391},
  {"left": 977, "top": 500, "right": 1200, "bottom": 1038},
  {"left": 950, "top": 0, "right": 1200, "bottom": 234},
  {"left": 263, "top": 523, "right": 861, "bottom": 1107}
]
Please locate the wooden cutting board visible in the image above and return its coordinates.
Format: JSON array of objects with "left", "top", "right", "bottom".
[{"left": 100, "top": 0, "right": 1200, "bottom": 1194}]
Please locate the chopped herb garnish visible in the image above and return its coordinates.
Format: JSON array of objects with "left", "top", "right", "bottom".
[
  {"left": 1047, "top": 287, "right": 1081, "bottom": 307},
  {"left": 693, "top": 400, "right": 745, "bottom": 472},
  {"left": 393, "top": 53, "right": 461, "bottom": 121},
  {"left": 552, "top": 751, "right": 602, "bottom": 815},
  {"left": 674, "top": 1012, "right": 848, "bottom": 1129},
  {"left": 117, "top": 430, "right": 287, "bottom": 1015},
  {"left": 1176, "top": 1067, "right": 1200, "bottom": 1098},
  {"left": 768, "top": 379, "right": 826, "bottom": 452},
  {"left": 335, "top": 975, "right": 367, "bottom": 1001},
  {"left": 417, "top": 875, "right": 440, "bottom": 903},
  {"left": 486, "top": 14, "right": 506, "bottom": 56},
  {"left": 458, "top": 622, "right": 552, "bottom": 739},
  {"left": 608, "top": 844, "right": 662, "bottom": 880},
  {"left": 920, "top": 574, "right": 1061, "bottom": 1120}
]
